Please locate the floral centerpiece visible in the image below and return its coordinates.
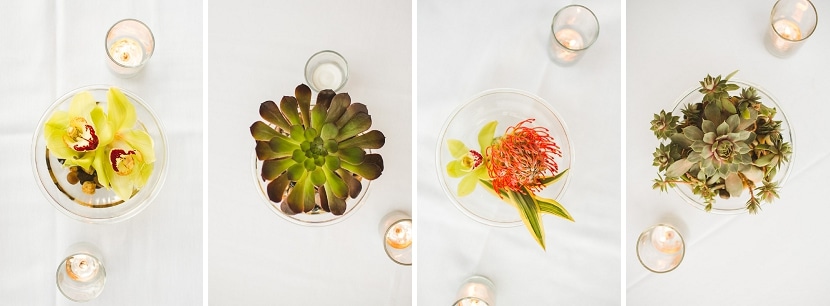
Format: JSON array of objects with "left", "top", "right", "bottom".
[
  {"left": 44, "top": 87, "right": 156, "bottom": 200},
  {"left": 251, "top": 84, "right": 385, "bottom": 217},
  {"left": 445, "top": 119, "right": 572, "bottom": 250},
  {"left": 650, "top": 71, "right": 792, "bottom": 213}
]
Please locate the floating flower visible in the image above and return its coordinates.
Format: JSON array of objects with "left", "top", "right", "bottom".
[
  {"left": 486, "top": 119, "right": 562, "bottom": 196},
  {"left": 44, "top": 91, "right": 112, "bottom": 171},
  {"left": 446, "top": 121, "right": 497, "bottom": 197}
]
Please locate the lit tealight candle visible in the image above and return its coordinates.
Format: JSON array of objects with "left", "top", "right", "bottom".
[
  {"left": 105, "top": 19, "right": 155, "bottom": 77},
  {"left": 65, "top": 254, "right": 101, "bottom": 282},
  {"left": 385, "top": 220, "right": 412, "bottom": 249},
  {"left": 650, "top": 225, "right": 682, "bottom": 254},
  {"left": 549, "top": 5, "right": 598, "bottom": 65},
  {"left": 765, "top": 0, "right": 817, "bottom": 58},
  {"left": 454, "top": 276, "right": 496, "bottom": 306},
  {"left": 456, "top": 297, "right": 488, "bottom": 306}
]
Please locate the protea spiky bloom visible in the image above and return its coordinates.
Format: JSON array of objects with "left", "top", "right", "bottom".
[{"left": 251, "top": 84, "right": 385, "bottom": 215}]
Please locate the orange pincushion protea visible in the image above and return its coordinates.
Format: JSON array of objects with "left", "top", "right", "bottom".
[{"left": 486, "top": 119, "right": 562, "bottom": 196}]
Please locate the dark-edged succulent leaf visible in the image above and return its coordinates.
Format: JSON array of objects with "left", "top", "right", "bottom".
[
  {"left": 326, "top": 93, "right": 351, "bottom": 123},
  {"left": 262, "top": 158, "right": 294, "bottom": 181},
  {"left": 535, "top": 195, "right": 574, "bottom": 222},
  {"left": 268, "top": 134, "right": 300, "bottom": 156},
  {"left": 280, "top": 96, "right": 302, "bottom": 126},
  {"left": 325, "top": 185, "right": 347, "bottom": 215},
  {"left": 363, "top": 153, "right": 384, "bottom": 172},
  {"left": 341, "top": 153, "right": 383, "bottom": 179},
  {"left": 266, "top": 173, "right": 290, "bottom": 203},
  {"left": 255, "top": 141, "right": 281, "bottom": 160},
  {"left": 310, "top": 103, "right": 328, "bottom": 131},
  {"left": 259, "top": 100, "right": 291, "bottom": 131},
  {"left": 339, "top": 130, "right": 385, "bottom": 149},
  {"left": 336, "top": 112, "right": 372, "bottom": 142},
  {"left": 324, "top": 168, "right": 348, "bottom": 198},
  {"left": 320, "top": 123, "right": 339, "bottom": 140},
  {"left": 319, "top": 185, "right": 330, "bottom": 212},
  {"left": 316, "top": 89, "right": 336, "bottom": 109},
  {"left": 335, "top": 103, "right": 368, "bottom": 128},
  {"left": 338, "top": 147, "right": 366, "bottom": 165},
  {"left": 337, "top": 168, "right": 362, "bottom": 198},
  {"left": 296, "top": 84, "right": 312, "bottom": 128},
  {"left": 250, "top": 121, "right": 282, "bottom": 141},
  {"left": 509, "top": 188, "right": 546, "bottom": 250}
]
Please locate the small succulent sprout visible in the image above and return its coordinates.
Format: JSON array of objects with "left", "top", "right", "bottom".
[
  {"left": 650, "top": 110, "right": 679, "bottom": 140},
  {"left": 251, "top": 84, "right": 385, "bottom": 216}
]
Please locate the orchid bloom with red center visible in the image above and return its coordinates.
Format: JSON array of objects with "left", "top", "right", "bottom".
[
  {"left": 446, "top": 121, "right": 497, "bottom": 196},
  {"left": 44, "top": 91, "right": 113, "bottom": 171},
  {"left": 486, "top": 119, "right": 562, "bottom": 196}
]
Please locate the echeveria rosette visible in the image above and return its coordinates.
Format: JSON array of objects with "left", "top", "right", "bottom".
[
  {"left": 251, "top": 84, "right": 385, "bottom": 216},
  {"left": 44, "top": 87, "right": 154, "bottom": 200},
  {"left": 652, "top": 71, "right": 792, "bottom": 213},
  {"left": 446, "top": 119, "right": 572, "bottom": 250}
]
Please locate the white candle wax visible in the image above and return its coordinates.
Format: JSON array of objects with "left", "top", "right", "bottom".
[
  {"left": 65, "top": 254, "right": 100, "bottom": 282},
  {"left": 650, "top": 225, "right": 682, "bottom": 254},
  {"left": 108, "top": 37, "right": 144, "bottom": 67},
  {"left": 552, "top": 28, "right": 585, "bottom": 62},
  {"left": 311, "top": 63, "right": 343, "bottom": 90},
  {"left": 385, "top": 220, "right": 412, "bottom": 249}
]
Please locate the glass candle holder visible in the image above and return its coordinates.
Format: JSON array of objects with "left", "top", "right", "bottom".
[
  {"left": 304, "top": 50, "right": 348, "bottom": 92},
  {"left": 56, "top": 243, "right": 107, "bottom": 302},
  {"left": 765, "top": 0, "right": 817, "bottom": 58},
  {"left": 105, "top": 19, "right": 155, "bottom": 78},
  {"left": 380, "top": 211, "right": 412, "bottom": 265},
  {"left": 549, "top": 5, "right": 599, "bottom": 66},
  {"left": 636, "top": 224, "right": 685, "bottom": 273},
  {"left": 453, "top": 275, "right": 496, "bottom": 306}
]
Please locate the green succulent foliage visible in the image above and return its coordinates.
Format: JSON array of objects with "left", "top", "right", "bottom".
[
  {"left": 650, "top": 110, "right": 679, "bottom": 140},
  {"left": 251, "top": 84, "right": 385, "bottom": 216},
  {"left": 651, "top": 71, "right": 792, "bottom": 214}
]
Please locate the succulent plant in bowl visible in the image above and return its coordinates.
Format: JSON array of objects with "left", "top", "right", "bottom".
[
  {"left": 651, "top": 71, "right": 793, "bottom": 214},
  {"left": 250, "top": 84, "right": 385, "bottom": 217}
]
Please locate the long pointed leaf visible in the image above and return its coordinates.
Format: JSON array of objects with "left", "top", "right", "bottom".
[
  {"left": 326, "top": 93, "right": 351, "bottom": 123},
  {"left": 534, "top": 195, "right": 574, "bottom": 222},
  {"left": 250, "top": 121, "right": 281, "bottom": 141},
  {"left": 336, "top": 113, "right": 372, "bottom": 142},
  {"left": 509, "top": 189, "right": 546, "bottom": 250},
  {"left": 335, "top": 103, "right": 368, "bottom": 128},
  {"left": 338, "top": 130, "right": 385, "bottom": 149},
  {"left": 540, "top": 169, "right": 569, "bottom": 187},
  {"left": 280, "top": 96, "right": 302, "bottom": 126},
  {"left": 296, "top": 84, "right": 312, "bottom": 128},
  {"left": 259, "top": 100, "right": 291, "bottom": 131}
]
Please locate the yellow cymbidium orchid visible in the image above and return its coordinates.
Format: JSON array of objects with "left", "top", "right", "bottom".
[{"left": 44, "top": 91, "right": 112, "bottom": 171}]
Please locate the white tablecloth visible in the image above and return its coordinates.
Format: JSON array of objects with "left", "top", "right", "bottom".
[
  {"left": 207, "top": 0, "right": 412, "bottom": 304},
  {"left": 418, "top": 0, "right": 621, "bottom": 304},
  {"left": 0, "top": 1, "right": 203, "bottom": 305},
  {"left": 627, "top": 0, "right": 830, "bottom": 304}
]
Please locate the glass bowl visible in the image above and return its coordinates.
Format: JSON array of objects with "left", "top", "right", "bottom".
[
  {"left": 669, "top": 80, "right": 795, "bottom": 214},
  {"left": 436, "top": 89, "right": 574, "bottom": 227},
  {"left": 252, "top": 151, "right": 371, "bottom": 227},
  {"left": 32, "top": 85, "right": 168, "bottom": 223}
]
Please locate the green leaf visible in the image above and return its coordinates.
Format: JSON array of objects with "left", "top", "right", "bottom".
[
  {"left": 535, "top": 195, "right": 574, "bottom": 222},
  {"left": 338, "top": 130, "right": 385, "bottom": 149},
  {"left": 261, "top": 158, "right": 294, "bottom": 181},
  {"left": 337, "top": 169, "right": 363, "bottom": 198},
  {"left": 259, "top": 100, "right": 291, "bottom": 131},
  {"left": 310, "top": 103, "right": 327, "bottom": 131},
  {"left": 326, "top": 93, "right": 351, "bottom": 123},
  {"left": 754, "top": 154, "right": 775, "bottom": 167},
  {"left": 324, "top": 155, "right": 341, "bottom": 171},
  {"left": 682, "top": 126, "right": 703, "bottom": 141},
  {"left": 540, "top": 169, "right": 569, "bottom": 187},
  {"left": 340, "top": 154, "right": 382, "bottom": 180},
  {"left": 320, "top": 123, "right": 338, "bottom": 140},
  {"left": 268, "top": 134, "right": 300, "bottom": 156},
  {"left": 296, "top": 84, "right": 312, "bottom": 128},
  {"left": 478, "top": 121, "right": 498, "bottom": 151},
  {"left": 457, "top": 173, "right": 478, "bottom": 196},
  {"left": 666, "top": 158, "right": 694, "bottom": 178},
  {"left": 724, "top": 70, "right": 739, "bottom": 81},
  {"left": 338, "top": 147, "right": 366, "bottom": 165},
  {"left": 280, "top": 96, "right": 302, "bottom": 126},
  {"left": 310, "top": 167, "right": 326, "bottom": 186},
  {"left": 704, "top": 102, "right": 723, "bottom": 126},
  {"left": 325, "top": 184, "right": 347, "bottom": 215},
  {"left": 289, "top": 125, "right": 305, "bottom": 142},
  {"left": 336, "top": 112, "right": 372, "bottom": 142},
  {"left": 285, "top": 172, "right": 308, "bottom": 213},
  {"left": 669, "top": 133, "right": 692, "bottom": 148},
  {"left": 447, "top": 139, "right": 470, "bottom": 158},
  {"left": 266, "top": 173, "right": 290, "bottom": 203},
  {"left": 510, "top": 189, "right": 546, "bottom": 250},
  {"left": 335, "top": 103, "right": 368, "bottom": 128},
  {"left": 721, "top": 98, "right": 737, "bottom": 114},
  {"left": 286, "top": 163, "right": 306, "bottom": 181},
  {"left": 323, "top": 168, "right": 348, "bottom": 198},
  {"left": 250, "top": 121, "right": 281, "bottom": 141}
]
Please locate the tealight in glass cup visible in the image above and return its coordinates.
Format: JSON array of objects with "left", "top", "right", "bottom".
[
  {"left": 549, "top": 5, "right": 599, "bottom": 66},
  {"left": 304, "top": 50, "right": 349, "bottom": 92},
  {"left": 56, "top": 243, "right": 107, "bottom": 302},
  {"left": 453, "top": 275, "right": 496, "bottom": 306},
  {"left": 105, "top": 19, "right": 155, "bottom": 78},
  {"left": 636, "top": 224, "right": 685, "bottom": 273},
  {"left": 379, "top": 211, "right": 412, "bottom": 266},
  {"left": 765, "top": 0, "right": 817, "bottom": 58}
]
